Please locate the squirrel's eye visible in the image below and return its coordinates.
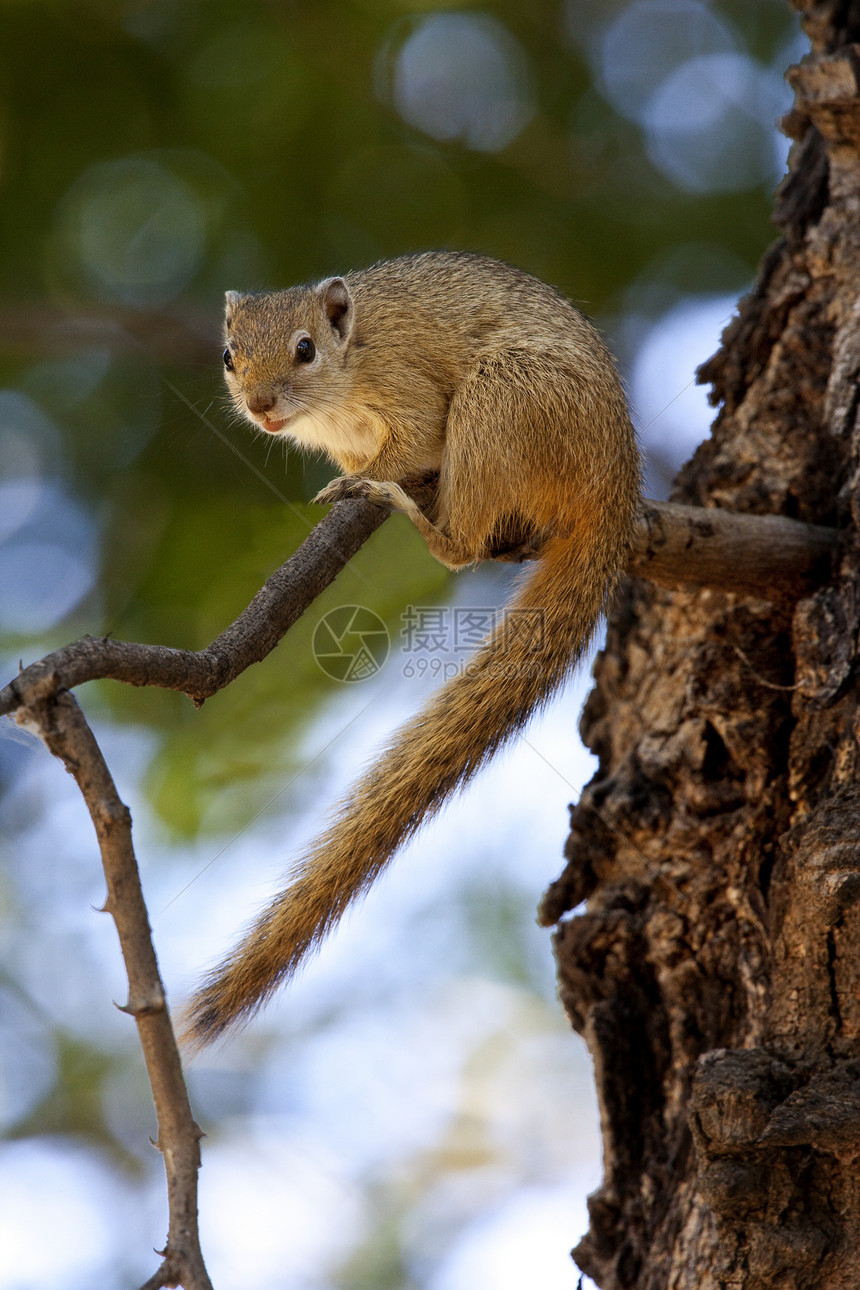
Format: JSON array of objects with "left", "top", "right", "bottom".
[
  {"left": 223, "top": 348, "right": 235, "bottom": 372},
  {"left": 296, "top": 337, "right": 316, "bottom": 363}
]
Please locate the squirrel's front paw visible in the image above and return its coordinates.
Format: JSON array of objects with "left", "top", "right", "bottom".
[
  {"left": 313, "top": 475, "right": 368, "bottom": 506},
  {"left": 314, "top": 477, "right": 406, "bottom": 510}
]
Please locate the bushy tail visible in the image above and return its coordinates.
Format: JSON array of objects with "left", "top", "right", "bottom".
[{"left": 183, "top": 502, "right": 632, "bottom": 1047}]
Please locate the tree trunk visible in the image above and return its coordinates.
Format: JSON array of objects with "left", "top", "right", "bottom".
[{"left": 542, "top": 4, "right": 860, "bottom": 1286}]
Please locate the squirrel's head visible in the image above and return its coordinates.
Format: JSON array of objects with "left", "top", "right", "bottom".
[{"left": 222, "top": 278, "right": 355, "bottom": 436}]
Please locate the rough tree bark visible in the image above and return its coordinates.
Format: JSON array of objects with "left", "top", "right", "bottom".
[{"left": 541, "top": 5, "right": 860, "bottom": 1287}]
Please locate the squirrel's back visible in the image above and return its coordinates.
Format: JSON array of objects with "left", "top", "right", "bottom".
[
  {"left": 344, "top": 251, "right": 610, "bottom": 392},
  {"left": 344, "top": 250, "right": 585, "bottom": 333}
]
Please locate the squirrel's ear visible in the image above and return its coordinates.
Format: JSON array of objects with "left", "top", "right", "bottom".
[
  {"left": 224, "top": 290, "right": 241, "bottom": 323},
  {"left": 317, "top": 278, "right": 354, "bottom": 342}
]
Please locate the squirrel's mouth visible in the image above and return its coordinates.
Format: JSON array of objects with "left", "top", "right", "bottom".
[{"left": 259, "top": 415, "right": 291, "bottom": 433}]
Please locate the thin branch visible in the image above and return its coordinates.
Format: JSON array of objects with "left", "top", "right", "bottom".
[
  {"left": 14, "top": 688, "right": 213, "bottom": 1290},
  {"left": 1, "top": 497, "right": 388, "bottom": 716}
]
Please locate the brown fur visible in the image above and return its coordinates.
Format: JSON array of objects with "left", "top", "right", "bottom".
[{"left": 184, "top": 252, "right": 640, "bottom": 1046}]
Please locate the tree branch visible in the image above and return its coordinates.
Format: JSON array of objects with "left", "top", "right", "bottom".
[
  {"left": 1, "top": 497, "right": 388, "bottom": 715},
  {"left": 13, "top": 688, "right": 213, "bottom": 1290},
  {"left": 630, "top": 500, "right": 837, "bottom": 598},
  {"left": 0, "top": 498, "right": 838, "bottom": 722}
]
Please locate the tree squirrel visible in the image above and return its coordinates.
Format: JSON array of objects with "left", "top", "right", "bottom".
[{"left": 184, "top": 251, "right": 640, "bottom": 1046}]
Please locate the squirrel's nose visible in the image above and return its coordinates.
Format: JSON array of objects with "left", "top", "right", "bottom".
[{"left": 246, "top": 392, "right": 275, "bottom": 415}]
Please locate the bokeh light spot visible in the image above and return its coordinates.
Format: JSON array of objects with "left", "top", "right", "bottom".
[
  {"left": 384, "top": 12, "right": 535, "bottom": 153},
  {"left": 54, "top": 155, "right": 207, "bottom": 307}
]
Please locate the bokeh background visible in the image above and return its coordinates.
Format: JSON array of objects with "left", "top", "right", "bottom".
[{"left": 0, "top": 2, "right": 802, "bottom": 1287}]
